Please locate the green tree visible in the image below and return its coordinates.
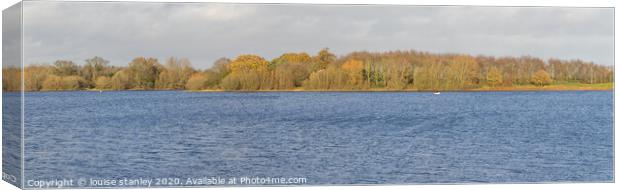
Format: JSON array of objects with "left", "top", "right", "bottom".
[
  {"left": 204, "top": 58, "right": 232, "bottom": 88},
  {"left": 211, "top": 57, "right": 231, "bottom": 74}
]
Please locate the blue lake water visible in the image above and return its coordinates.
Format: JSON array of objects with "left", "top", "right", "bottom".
[
  {"left": 20, "top": 91, "right": 613, "bottom": 186},
  {"left": 2, "top": 92, "right": 22, "bottom": 187}
]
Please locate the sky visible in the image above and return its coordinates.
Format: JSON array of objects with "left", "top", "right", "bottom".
[{"left": 18, "top": 1, "right": 614, "bottom": 69}]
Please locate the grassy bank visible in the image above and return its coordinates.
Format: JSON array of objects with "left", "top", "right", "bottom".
[
  {"left": 470, "top": 82, "right": 613, "bottom": 91},
  {"left": 19, "top": 82, "right": 611, "bottom": 92},
  {"left": 191, "top": 82, "right": 613, "bottom": 92}
]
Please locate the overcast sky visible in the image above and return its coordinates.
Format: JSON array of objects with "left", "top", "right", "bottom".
[{"left": 20, "top": 1, "right": 614, "bottom": 69}]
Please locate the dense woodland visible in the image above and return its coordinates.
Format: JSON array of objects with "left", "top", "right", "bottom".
[{"left": 2, "top": 49, "right": 614, "bottom": 91}]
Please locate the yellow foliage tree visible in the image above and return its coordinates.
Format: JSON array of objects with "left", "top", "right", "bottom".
[
  {"left": 273, "top": 52, "right": 311, "bottom": 65},
  {"left": 454, "top": 55, "right": 480, "bottom": 88},
  {"left": 220, "top": 74, "right": 241, "bottom": 90},
  {"left": 303, "top": 66, "right": 347, "bottom": 90},
  {"left": 2, "top": 67, "right": 21, "bottom": 91},
  {"left": 486, "top": 67, "right": 503, "bottom": 87},
  {"left": 95, "top": 76, "right": 112, "bottom": 89},
  {"left": 61, "top": 76, "right": 86, "bottom": 90},
  {"left": 110, "top": 70, "right": 131, "bottom": 90},
  {"left": 128, "top": 57, "right": 161, "bottom": 89},
  {"left": 531, "top": 70, "right": 552, "bottom": 86},
  {"left": 24, "top": 65, "right": 51, "bottom": 91},
  {"left": 156, "top": 57, "right": 195, "bottom": 89},
  {"left": 229, "top": 55, "right": 270, "bottom": 73},
  {"left": 225, "top": 55, "right": 271, "bottom": 90},
  {"left": 42, "top": 75, "right": 63, "bottom": 91},
  {"left": 341, "top": 59, "right": 365, "bottom": 87},
  {"left": 311, "top": 48, "right": 336, "bottom": 71},
  {"left": 185, "top": 73, "right": 208, "bottom": 90}
]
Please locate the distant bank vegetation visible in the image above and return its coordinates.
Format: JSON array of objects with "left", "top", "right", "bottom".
[{"left": 2, "top": 49, "right": 614, "bottom": 92}]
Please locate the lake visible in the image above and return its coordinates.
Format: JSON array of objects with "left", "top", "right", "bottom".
[{"left": 19, "top": 91, "right": 613, "bottom": 186}]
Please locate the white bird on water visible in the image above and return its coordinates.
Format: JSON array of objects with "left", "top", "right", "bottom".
[{"left": 433, "top": 91, "right": 440, "bottom": 95}]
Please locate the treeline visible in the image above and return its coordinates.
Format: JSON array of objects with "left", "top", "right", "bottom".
[{"left": 2, "top": 48, "right": 614, "bottom": 92}]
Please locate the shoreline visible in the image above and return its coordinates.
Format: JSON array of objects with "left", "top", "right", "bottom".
[
  {"left": 191, "top": 88, "right": 613, "bottom": 93},
  {"left": 10, "top": 83, "right": 614, "bottom": 93},
  {"left": 190, "top": 83, "right": 614, "bottom": 92},
  {"left": 9, "top": 88, "right": 614, "bottom": 93}
]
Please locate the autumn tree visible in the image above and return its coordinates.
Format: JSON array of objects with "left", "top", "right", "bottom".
[
  {"left": 272, "top": 52, "right": 312, "bottom": 89},
  {"left": 52, "top": 60, "right": 79, "bottom": 76},
  {"left": 274, "top": 65, "right": 294, "bottom": 89},
  {"left": 14, "top": 48, "right": 614, "bottom": 92},
  {"left": 95, "top": 76, "right": 112, "bottom": 89},
  {"left": 41, "top": 75, "right": 63, "bottom": 91},
  {"left": 448, "top": 55, "right": 480, "bottom": 89},
  {"left": 24, "top": 65, "right": 52, "bottom": 91},
  {"left": 127, "top": 57, "right": 161, "bottom": 89},
  {"left": 156, "top": 57, "right": 195, "bottom": 89},
  {"left": 414, "top": 61, "right": 446, "bottom": 90},
  {"left": 385, "top": 59, "right": 412, "bottom": 90},
  {"left": 110, "top": 70, "right": 131, "bottom": 90},
  {"left": 341, "top": 59, "right": 365, "bottom": 88},
  {"left": 61, "top": 76, "right": 87, "bottom": 90},
  {"left": 225, "top": 55, "right": 270, "bottom": 90},
  {"left": 304, "top": 65, "right": 347, "bottom": 89},
  {"left": 40, "top": 74, "right": 86, "bottom": 91},
  {"left": 185, "top": 73, "right": 208, "bottom": 90},
  {"left": 272, "top": 52, "right": 311, "bottom": 66},
  {"left": 182, "top": 58, "right": 232, "bottom": 90},
  {"left": 304, "top": 70, "right": 327, "bottom": 89},
  {"left": 2, "top": 67, "right": 21, "bottom": 91},
  {"left": 311, "top": 48, "right": 336, "bottom": 71},
  {"left": 229, "top": 55, "right": 269, "bottom": 73},
  {"left": 220, "top": 74, "right": 242, "bottom": 90},
  {"left": 202, "top": 59, "right": 232, "bottom": 89},
  {"left": 531, "top": 70, "right": 552, "bottom": 86},
  {"left": 486, "top": 67, "right": 503, "bottom": 87},
  {"left": 81, "top": 56, "right": 110, "bottom": 87},
  {"left": 209, "top": 57, "right": 232, "bottom": 82}
]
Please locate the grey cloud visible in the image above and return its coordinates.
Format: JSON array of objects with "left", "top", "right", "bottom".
[
  {"left": 21, "top": 2, "right": 614, "bottom": 69},
  {"left": 3, "top": 2, "right": 22, "bottom": 68}
]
